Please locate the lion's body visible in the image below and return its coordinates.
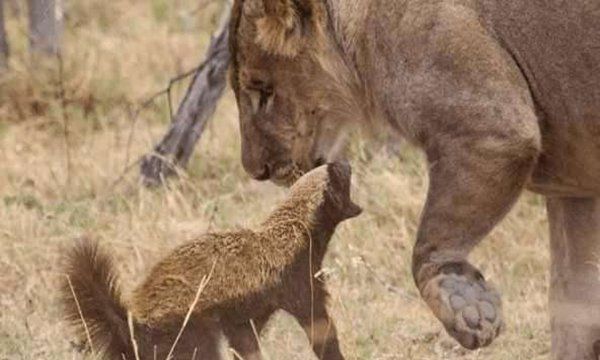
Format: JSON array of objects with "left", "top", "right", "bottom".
[
  {"left": 482, "top": 0, "right": 600, "bottom": 195},
  {"left": 331, "top": 0, "right": 600, "bottom": 195},
  {"left": 229, "top": 0, "right": 600, "bottom": 358}
]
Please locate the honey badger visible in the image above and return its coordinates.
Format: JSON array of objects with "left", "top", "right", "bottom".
[{"left": 61, "top": 162, "right": 361, "bottom": 360}]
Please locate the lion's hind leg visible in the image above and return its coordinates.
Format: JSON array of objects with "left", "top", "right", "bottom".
[{"left": 547, "top": 198, "right": 600, "bottom": 360}]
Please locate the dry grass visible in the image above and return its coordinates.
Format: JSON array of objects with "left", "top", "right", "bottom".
[{"left": 0, "top": 0, "right": 550, "bottom": 359}]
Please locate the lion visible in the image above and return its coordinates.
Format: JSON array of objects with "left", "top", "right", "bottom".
[{"left": 227, "top": 0, "right": 600, "bottom": 359}]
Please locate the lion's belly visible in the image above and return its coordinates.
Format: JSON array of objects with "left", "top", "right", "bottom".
[{"left": 480, "top": 0, "right": 600, "bottom": 196}]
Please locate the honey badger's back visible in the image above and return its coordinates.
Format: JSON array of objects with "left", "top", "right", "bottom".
[{"left": 130, "top": 229, "right": 287, "bottom": 326}]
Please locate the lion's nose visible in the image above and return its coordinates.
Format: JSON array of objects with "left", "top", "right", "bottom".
[
  {"left": 242, "top": 157, "right": 271, "bottom": 181},
  {"left": 240, "top": 139, "right": 272, "bottom": 181}
]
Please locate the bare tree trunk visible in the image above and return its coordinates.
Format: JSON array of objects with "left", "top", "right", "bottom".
[
  {"left": 140, "top": 13, "right": 231, "bottom": 186},
  {"left": 7, "top": 0, "right": 21, "bottom": 16},
  {"left": 0, "top": 0, "right": 8, "bottom": 68},
  {"left": 28, "top": 0, "right": 60, "bottom": 55}
]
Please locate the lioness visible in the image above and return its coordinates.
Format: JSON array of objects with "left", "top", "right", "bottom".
[{"left": 228, "top": 0, "right": 600, "bottom": 359}]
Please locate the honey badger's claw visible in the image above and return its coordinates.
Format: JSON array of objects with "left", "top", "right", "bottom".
[{"left": 423, "top": 272, "right": 503, "bottom": 349}]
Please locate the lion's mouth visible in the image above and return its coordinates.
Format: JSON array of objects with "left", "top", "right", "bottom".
[
  {"left": 313, "top": 157, "right": 326, "bottom": 168},
  {"left": 269, "top": 159, "right": 317, "bottom": 187},
  {"left": 270, "top": 165, "right": 302, "bottom": 187},
  {"left": 270, "top": 157, "right": 327, "bottom": 187}
]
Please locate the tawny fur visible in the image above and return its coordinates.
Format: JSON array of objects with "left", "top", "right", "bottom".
[
  {"left": 61, "top": 162, "right": 361, "bottom": 360},
  {"left": 229, "top": 0, "right": 600, "bottom": 358},
  {"left": 254, "top": 0, "right": 328, "bottom": 57}
]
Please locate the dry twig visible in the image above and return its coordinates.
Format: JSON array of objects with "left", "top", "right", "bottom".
[
  {"left": 56, "top": 52, "right": 72, "bottom": 187},
  {"left": 166, "top": 260, "right": 217, "bottom": 360}
]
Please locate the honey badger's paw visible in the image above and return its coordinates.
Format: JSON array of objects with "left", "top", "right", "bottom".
[{"left": 422, "top": 265, "right": 503, "bottom": 349}]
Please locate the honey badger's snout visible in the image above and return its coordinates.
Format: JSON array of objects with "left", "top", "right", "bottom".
[
  {"left": 288, "top": 161, "right": 362, "bottom": 220},
  {"left": 325, "top": 161, "right": 362, "bottom": 220}
]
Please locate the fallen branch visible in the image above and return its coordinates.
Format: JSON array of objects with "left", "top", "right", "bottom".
[
  {"left": 140, "top": 8, "right": 231, "bottom": 187},
  {"left": 124, "top": 65, "right": 201, "bottom": 167}
]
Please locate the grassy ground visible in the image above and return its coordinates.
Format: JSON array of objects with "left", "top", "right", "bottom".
[{"left": 0, "top": 1, "right": 551, "bottom": 359}]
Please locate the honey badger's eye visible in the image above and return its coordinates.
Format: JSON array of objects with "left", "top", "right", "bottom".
[{"left": 246, "top": 79, "right": 274, "bottom": 114}]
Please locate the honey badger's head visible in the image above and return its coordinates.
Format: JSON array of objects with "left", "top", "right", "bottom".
[{"left": 290, "top": 162, "right": 362, "bottom": 225}]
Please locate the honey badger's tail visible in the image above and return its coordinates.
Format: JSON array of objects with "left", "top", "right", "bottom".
[{"left": 61, "top": 238, "right": 133, "bottom": 359}]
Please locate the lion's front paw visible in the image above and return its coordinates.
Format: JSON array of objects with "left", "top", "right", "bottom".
[{"left": 422, "top": 270, "right": 503, "bottom": 349}]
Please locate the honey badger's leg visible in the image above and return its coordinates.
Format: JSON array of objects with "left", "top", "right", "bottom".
[
  {"left": 405, "top": 15, "right": 541, "bottom": 349},
  {"left": 547, "top": 198, "right": 600, "bottom": 360},
  {"left": 223, "top": 325, "right": 261, "bottom": 360},
  {"left": 291, "top": 292, "right": 344, "bottom": 360},
  {"left": 222, "top": 316, "right": 270, "bottom": 360}
]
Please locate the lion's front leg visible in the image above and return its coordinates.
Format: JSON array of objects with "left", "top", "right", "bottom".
[
  {"left": 547, "top": 198, "right": 600, "bottom": 360},
  {"left": 413, "top": 128, "right": 539, "bottom": 348},
  {"left": 409, "top": 82, "right": 541, "bottom": 349}
]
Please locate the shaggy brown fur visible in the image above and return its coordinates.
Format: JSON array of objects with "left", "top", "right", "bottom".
[
  {"left": 228, "top": 0, "right": 600, "bottom": 358},
  {"left": 61, "top": 162, "right": 361, "bottom": 360}
]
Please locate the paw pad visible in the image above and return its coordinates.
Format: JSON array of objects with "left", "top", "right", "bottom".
[{"left": 423, "top": 272, "right": 503, "bottom": 349}]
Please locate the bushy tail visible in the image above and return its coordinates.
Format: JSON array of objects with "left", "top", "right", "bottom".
[{"left": 61, "top": 238, "right": 133, "bottom": 359}]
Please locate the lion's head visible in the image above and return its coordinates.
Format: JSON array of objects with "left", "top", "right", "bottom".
[{"left": 229, "top": 0, "right": 362, "bottom": 186}]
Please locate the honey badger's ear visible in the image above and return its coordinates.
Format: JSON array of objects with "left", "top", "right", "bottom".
[{"left": 256, "top": 0, "right": 317, "bottom": 57}]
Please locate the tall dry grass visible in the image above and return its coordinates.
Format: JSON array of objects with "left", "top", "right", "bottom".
[{"left": 0, "top": 0, "right": 550, "bottom": 359}]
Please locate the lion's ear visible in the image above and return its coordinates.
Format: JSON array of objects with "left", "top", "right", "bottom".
[{"left": 256, "top": 0, "right": 312, "bottom": 57}]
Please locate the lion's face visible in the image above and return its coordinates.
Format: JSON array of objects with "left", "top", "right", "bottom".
[{"left": 229, "top": 0, "right": 349, "bottom": 186}]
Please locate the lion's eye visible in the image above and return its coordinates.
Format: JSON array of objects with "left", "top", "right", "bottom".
[{"left": 246, "top": 80, "right": 274, "bottom": 114}]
